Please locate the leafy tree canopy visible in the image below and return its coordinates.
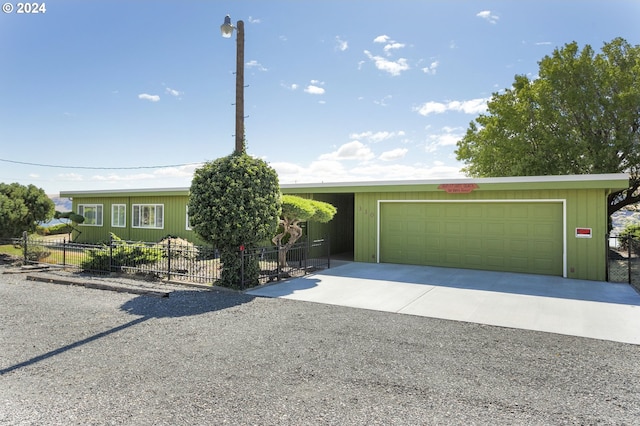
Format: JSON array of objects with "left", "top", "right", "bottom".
[
  {"left": 0, "top": 182, "right": 54, "bottom": 238},
  {"left": 455, "top": 37, "right": 640, "bottom": 215},
  {"left": 272, "top": 195, "right": 337, "bottom": 268},
  {"left": 188, "top": 152, "right": 281, "bottom": 286}
]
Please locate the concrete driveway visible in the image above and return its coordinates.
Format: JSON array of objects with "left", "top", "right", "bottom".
[{"left": 247, "top": 262, "right": 640, "bottom": 345}]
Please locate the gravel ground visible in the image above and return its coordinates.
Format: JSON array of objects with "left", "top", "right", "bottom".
[{"left": 1, "top": 264, "right": 639, "bottom": 425}]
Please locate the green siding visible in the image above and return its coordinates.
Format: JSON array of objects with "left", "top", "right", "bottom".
[
  {"left": 70, "top": 195, "right": 204, "bottom": 244},
  {"left": 354, "top": 188, "right": 611, "bottom": 280}
]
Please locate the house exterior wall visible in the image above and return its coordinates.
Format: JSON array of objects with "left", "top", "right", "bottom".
[
  {"left": 61, "top": 174, "right": 628, "bottom": 281},
  {"left": 64, "top": 191, "right": 202, "bottom": 244}
]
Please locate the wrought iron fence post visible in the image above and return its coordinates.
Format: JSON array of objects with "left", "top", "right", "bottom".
[
  {"left": 305, "top": 237, "right": 309, "bottom": 272},
  {"left": 63, "top": 238, "right": 66, "bottom": 267},
  {"left": 167, "top": 238, "right": 172, "bottom": 281},
  {"left": 109, "top": 234, "right": 114, "bottom": 273},
  {"left": 277, "top": 242, "right": 281, "bottom": 281},
  {"left": 240, "top": 246, "right": 245, "bottom": 290},
  {"left": 628, "top": 234, "right": 632, "bottom": 284},
  {"left": 22, "top": 231, "right": 27, "bottom": 263}
]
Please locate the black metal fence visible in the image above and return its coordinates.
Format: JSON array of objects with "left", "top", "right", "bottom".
[
  {"left": 2, "top": 234, "right": 330, "bottom": 288},
  {"left": 607, "top": 234, "right": 640, "bottom": 291}
]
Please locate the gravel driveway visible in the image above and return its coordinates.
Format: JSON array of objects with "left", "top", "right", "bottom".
[{"left": 1, "top": 266, "right": 639, "bottom": 425}]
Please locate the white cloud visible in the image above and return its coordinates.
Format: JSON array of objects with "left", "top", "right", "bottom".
[
  {"left": 304, "top": 80, "right": 325, "bottom": 95},
  {"left": 424, "top": 127, "right": 465, "bottom": 153},
  {"left": 282, "top": 82, "right": 298, "bottom": 91},
  {"left": 379, "top": 148, "right": 408, "bottom": 161},
  {"left": 414, "top": 98, "right": 488, "bottom": 116},
  {"left": 246, "top": 60, "right": 268, "bottom": 71},
  {"left": 248, "top": 16, "right": 261, "bottom": 24},
  {"left": 383, "top": 42, "right": 405, "bottom": 55},
  {"left": 422, "top": 60, "right": 439, "bottom": 75},
  {"left": 373, "top": 35, "right": 390, "bottom": 43},
  {"left": 165, "top": 87, "right": 182, "bottom": 97},
  {"left": 364, "top": 50, "right": 409, "bottom": 76},
  {"left": 477, "top": 10, "right": 499, "bottom": 24},
  {"left": 319, "top": 141, "right": 375, "bottom": 161},
  {"left": 138, "top": 93, "right": 160, "bottom": 102},
  {"left": 349, "top": 130, "right": 405, "bottom": 143},
  {"left": 335, "top": 36, "right": 348, "bottom": 51},
  {"left": 57, "top": 173, "right": 84, "bottom": 182},
  {"left": 305, "top": 85, "right": 325, "bottom": 95}
]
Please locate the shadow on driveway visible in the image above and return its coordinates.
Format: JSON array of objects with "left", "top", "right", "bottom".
[{"left": 0, "top": 290, "right": 254, "bottom": 376}]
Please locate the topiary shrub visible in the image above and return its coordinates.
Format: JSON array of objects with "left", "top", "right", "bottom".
[{"left": 188, "top": 152, "right": 281, "bottom": 288}]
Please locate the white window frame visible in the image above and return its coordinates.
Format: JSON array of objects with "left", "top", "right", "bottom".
[
  {"left": 132, "top": 204, "right": 164, "bottom": 229},
  {"left": 185, "top": 205, "right": 192, "bottom": 230},
  {"left": 112, "top": 204, "right": 126, "bottom": 228},
  {"left": 78, "top": 204, "right": 103, "bottom": 227}
]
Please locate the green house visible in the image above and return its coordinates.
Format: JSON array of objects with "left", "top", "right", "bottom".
[{"left": 60, "top": 173, "right": 629, "bottom": 281}]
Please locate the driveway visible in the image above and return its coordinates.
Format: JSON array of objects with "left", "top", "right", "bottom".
[{"left": 247, "top": 262, "right": 640, "bottom": 345}]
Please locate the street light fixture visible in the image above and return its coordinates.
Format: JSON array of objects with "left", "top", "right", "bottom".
[{"left": 221, "top": 14, "right": 245, "bottom": 154}]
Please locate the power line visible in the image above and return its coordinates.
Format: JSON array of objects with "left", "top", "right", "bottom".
[{"left": 0, "top": 158, "right": 204, "bottom": 170}]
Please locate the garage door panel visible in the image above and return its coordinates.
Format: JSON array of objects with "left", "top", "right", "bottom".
[{"left": 380, "top": 202, "right": 563, "bottom": 276}]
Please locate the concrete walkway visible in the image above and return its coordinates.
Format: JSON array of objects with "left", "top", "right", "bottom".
[{"left": 247, "top": 262, "right": 640, "bottom": 345}]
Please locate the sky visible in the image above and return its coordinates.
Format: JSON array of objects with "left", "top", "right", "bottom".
[{"left": 1, "top": 1, "right": 639, "bottom": 195}]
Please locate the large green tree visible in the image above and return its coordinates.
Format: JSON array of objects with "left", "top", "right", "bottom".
[
  {"left": 272, "top": 195, "right": 337, "bottom": 269},
  {"left": 455, "top": 38, "right": 640, "bottom": 215},
  {"left": 0, "top": 183, "right": 54, "bottom": 238},
  {"left": 188, "top": 153, "right": 281, "bottom": 287}
]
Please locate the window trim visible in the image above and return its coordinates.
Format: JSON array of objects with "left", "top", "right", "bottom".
[
  {"left": 185, "top": 205, "right": 192, "bottom": 230},
  {"left": 112, "top": 204, "right": 126, "bottom": 228},
  {"left": 78, "top": 204, "right": 103, "bottom": 227},
  {"left": 132, "top": 204, "right": 164, "bottom": 229}
]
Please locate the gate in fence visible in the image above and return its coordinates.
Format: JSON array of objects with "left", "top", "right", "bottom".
[{"left": 607, "top": 234, "right": 639, "bottom": 290}]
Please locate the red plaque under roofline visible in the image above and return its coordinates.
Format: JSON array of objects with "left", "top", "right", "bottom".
[{"left": 437, "top": 183, "right": 479, "bottom": 194}]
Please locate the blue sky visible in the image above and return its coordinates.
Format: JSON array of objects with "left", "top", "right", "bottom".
[{"left": 1, "top": 1, "right": 638, "bottom": 195}]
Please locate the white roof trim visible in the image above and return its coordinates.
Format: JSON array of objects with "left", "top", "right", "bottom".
[
  {"left": 60, "top": 173, "right": 629, "bottom": 196},
  {"left": 279, "top": 173, "right": 629, "bottom": 189}
]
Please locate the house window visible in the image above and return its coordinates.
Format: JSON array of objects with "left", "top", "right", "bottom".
[
  {"left": 112, "top": 204, "right": 126, "bottom": 228},
  {"left": 78, "top": 204, "right": 103, "bottom": 226},
  {"left": 132, "top": 204, "right": 164, "bottom": 229},
  {"left": 185, "top": 205, "right": 191, "bottom": 230}
]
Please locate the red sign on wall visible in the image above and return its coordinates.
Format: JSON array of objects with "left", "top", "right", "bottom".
[
  {"left": 575, "top": 228, "right": 592, "bottom": 238},
  {"left": 437, "top": 183, "right": 479, "bottom": 194}
]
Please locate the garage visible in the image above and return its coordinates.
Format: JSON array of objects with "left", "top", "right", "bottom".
[
  {"left": 379, "top": 201, "right": 564, "bottom": 276},
  {"left": 281, "top": 173, "right": 628, "bottom": 281}
]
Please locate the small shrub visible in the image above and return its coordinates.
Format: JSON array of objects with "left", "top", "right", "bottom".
[
  {"left": 80, "top": 233, "right": 163, "bottom": 272},
  {"left": 26, "top": 245, "right": 50, "bottom": 261},
  {"left": 156, "top": 237, "right": 198, "bottom": 261},
  {"left": 618, "top": 224, "right": 640, "bottom": 252}
]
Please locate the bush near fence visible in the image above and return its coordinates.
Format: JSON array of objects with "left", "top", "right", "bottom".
[
  {"left": 607, "top": 233, "right": 640, "bottom": 291},
  {"left": 2, "top": 234, "right": 330, "bottom": 289}
]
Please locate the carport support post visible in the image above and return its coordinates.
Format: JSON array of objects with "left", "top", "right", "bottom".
[{"left": 327, "top": 235, "right": 330, "bottom": 269}]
